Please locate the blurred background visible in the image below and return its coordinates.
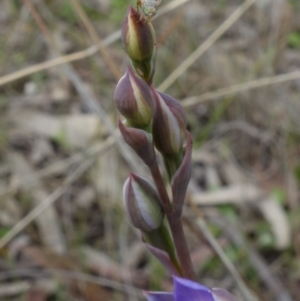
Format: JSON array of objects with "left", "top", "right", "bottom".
[{"left": 0, "top": 0, "right": 300, "bottom": 300}]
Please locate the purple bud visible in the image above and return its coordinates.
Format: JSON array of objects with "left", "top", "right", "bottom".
[
  {"left": 152, "top": 89, "right": 187, "bottom": 156},
  {"left": 118, "top": 117, "right": 155, "bottom": 166},
  {"left": 114, "top": 67, "right": 154, "bottom": 128},
  {"left": 123, "top": 174, "right": 164, "bottom": 232},
  {"left": 121, "top": 6, "right": 156, "bottom": 83}
]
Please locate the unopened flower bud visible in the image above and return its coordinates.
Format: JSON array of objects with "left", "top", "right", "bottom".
[
  {"left": 123, "top": 174, "right": 164, "bottom": 232},
  {"left": 152, "top": 89, "right": 187, "bottom": 156},
  {"left": 121, "top": 6, "right": 156, "bottom": 83},
  {"left": 118, "top": 118, "right": 155, "bottom": 166},
  {"left": 114, "top": 67, "right": 154, "bottom": 128}
]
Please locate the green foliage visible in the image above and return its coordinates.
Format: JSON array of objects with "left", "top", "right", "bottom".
[
  {"left": 194, "top": 96, "right": 234, "bottom": 146},
  {"left": 110, "top": 0, "right": 136, "bottom": 22},
  {"left": 81, "top": 3, "right": 103, "bottom": 21},
  {"left": 255, "top": 221, "right": 275, "bottom": 248},
  {"left": 288, "top": 31, "right": 300, "bottom": 48},
  {"left": 271, "top": 187, "right": 286, "bottom": 205},
  {"left": 12, "top": 52, "right": 26, "bottom": 64},
  {"left": 289, "top": 0, "right": 300, "bottom": 9},
  {"left": 219, "top": 204, "right": 238, "bottom": 222},
  {"left": 52, "top": 129, "right": 71, "bottom": 151},
  {"left": 0, "top": 227, "right": 9, "bottom": 238},
  {"left": 57, "top": 2, "right": 78, "bottom": 24},
  {"left": 148, "top": 255, "right": 167, "bottom": 290}
]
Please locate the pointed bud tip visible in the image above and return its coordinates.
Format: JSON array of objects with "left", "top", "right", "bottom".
[
  {"left": 114, "top": 67, "right": 154, "bottom": 128},
  {"left": 118, "top": 117, "right": 155, "bottom": 166},
  {"left": 152, "top": 89, "right": 187, "bottom": 156},
  {"left": 123, "top": 174, "right": 164, "bottom": 232},
  {"left": 121, "top": 5, "right": 156, "bottom": 79}
]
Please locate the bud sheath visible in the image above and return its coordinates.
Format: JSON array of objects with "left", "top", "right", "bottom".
[
  {"left": 123, "top": 174, "right": 164, "bottom": 232},
  {"left": 152, "top": 89, "right": 187, "bottom": 156},
  {"left": 121, "top": 6, "right": 156, "bottom": 83},
  {"left": 114, "top": 67, "right": 154, "bottom": 128}
]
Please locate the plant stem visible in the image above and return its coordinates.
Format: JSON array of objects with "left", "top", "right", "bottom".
[
  {"left": 167, "top": 215, "right": 197, "bottom": 281},
  {"left": 150, "top": 163, "right": 173, "bottom": 215},
  {"left": 150, "top": 162, "right": 197, "bottom": 280}
]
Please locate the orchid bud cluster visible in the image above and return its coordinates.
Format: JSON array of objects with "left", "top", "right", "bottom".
[
  {"left": 114, "top": 5, "right": 237, "bottom": 301},
  {"left": 115, "top": 6, "right": 191, "bottom": 271}
]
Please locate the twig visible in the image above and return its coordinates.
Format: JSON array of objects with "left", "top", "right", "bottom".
[
  {"left": 0, "top": 268, "right": 144, "bottom": 299},
  {"left": 188, "top": 202, "right": 258, "bottom": 301},
  {"left": 69, "top": 0, "right": 121, "bottom": 80},
  {"left": 0, "top": 159, "right": 93, "bottom": 251},
  {"left": 0, "top": 135, "right": 113, "bottom": 251},
  {"left": 158, "top": 0, "right": 258, "bottom": 92},
  {"left": 0, "top": 281, "right": 31, "bottom": 296},
  {"left": 208, "top": 213, "right": 293, "bottom": 301},
  {"left": 0, "top": 45, "right": 99, "bottom": 87},
  {"left": 0, "top": 137, "right": 115, "bottom": 199},
  {"left": 182, "top": 71, "right": 300, "bottom": 107},
  {"left": 22, "top": 0, "right": 139, "bottom": 173},
  {"left": 0, "top": 0, "right": 191, "bottom": 87}
]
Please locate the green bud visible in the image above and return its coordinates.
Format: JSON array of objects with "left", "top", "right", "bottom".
[{"left": 121, "top": 6, "right": 156, "bottom": 83}]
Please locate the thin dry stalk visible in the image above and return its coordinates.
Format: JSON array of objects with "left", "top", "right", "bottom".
[
  {"left": 0, "top": 0, "right": 191, "bottom": 87},
  {"left": 0, "top": 135, "right": 114, "bottom": 251},
  {"left": 0, "top": 138, "right": 115, "bottom": 199},
  {"left": 209, "top": 214, "right": 293, "bottom": 301},
  {"left": 0, "top": 268, "right": 144, "bottom": 299},
  {"left": 182, "top": 71, "right": 300, "bottom": 107},
  {"left": 22, "top": 0, "right": 139, "bottom": 172},
  {"left": 69, "top": 0, "right": 121, "bottom": 80},
  {"left": 0, "top": 45, "right": 99, "bottom": 87},
  {"left": 188, "top": 202, "right": 258, "bottom": 301},
  {"left": 0, "top": 159, "right": 92, "bottom": 251},
  {"left": 158, "top": 0, "right": 258, "bottom": 92}
]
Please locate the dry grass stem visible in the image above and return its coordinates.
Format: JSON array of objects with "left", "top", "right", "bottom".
[
  {"left": 69, "top": 0, "right": 121, "bottom": 80},
  {"left": 0, "top": 137, "right": 115, "bottom": 199},
  {"left": 182, "top": 71, "right": 300, "bottom": 107},
  {"left": 0, "top": 159, "right": 92, "bottom": 251},
  {"left": 158, "top": 0, "right": 258, "bottom": 92},
  {"left": 188, "top": 203, "right": 258, "bottom": 301},
  {"left": 0, "top": 0, "right": 191, "bottom": 87}
]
